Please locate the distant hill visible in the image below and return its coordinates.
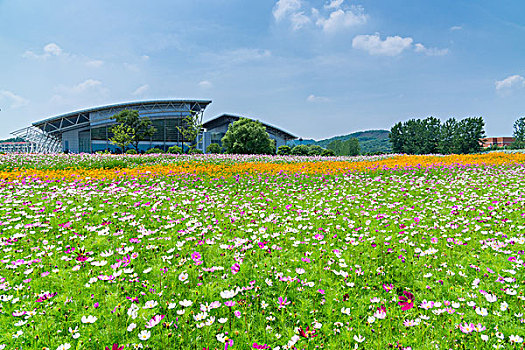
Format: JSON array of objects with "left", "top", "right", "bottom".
[
  {"left": 288, "top": 130, "right": 392, "bottom": 154},
  {"left": 0, "top": 137, "right": 24, "bottom": 143}
]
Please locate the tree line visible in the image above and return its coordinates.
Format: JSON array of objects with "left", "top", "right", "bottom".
[{"left": 389, "top": 116, "right": 486, "bottom": 154}]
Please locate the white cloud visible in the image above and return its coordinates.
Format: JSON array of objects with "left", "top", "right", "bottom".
[
  {"left": 273, "top": 0, "right": 302, "bottom": 21},
  {"left": 132, "top": 84, "right": 150, "bottom": 96},
  {"left": 86, "top": 59, "right": 104, "bottom": 68},
  {"left": 414, "top": 43, "right": 449, "bottom": 56},
  {"left": 450, "top": 25, "right": 463, "bottom": 31},
  {"left": 23, "top": 42, "right": 65, "bottom": 59},
  {"left": 307, "top": 94, "right": 330, "bottom": 102},
  {"left": 495, "top": 75, "right": 525, "bottom": 91},
  {"left": 290, "top": 12, "right": 312, "bottom": 30},
  {"left": 51, "top": 79, "right": 108, "bottom": 105},
  {"left": 207, "top": 48, "right": 271, "bottom": 65},
  {"left": 0, "top": 90, "right": 29, "bottom": 109},
  {"left": 316, "top": 7, "right": 367, "bottom": 33},
  {"left": 325, "top": 0, "right": 344, "bottom": 10},
  {"left": 352, "top": 33, "right": 413, "bottom": 56},
  {"left": 198, "top": 80, "right": 213, "bottom": 89},
  {"left": 124, "top": 63, "right": 140, "bottom": 72}
]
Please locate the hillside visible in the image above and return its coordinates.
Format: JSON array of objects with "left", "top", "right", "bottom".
[{"left": 288, "top": 129, "right": 392, "bottom": 154}]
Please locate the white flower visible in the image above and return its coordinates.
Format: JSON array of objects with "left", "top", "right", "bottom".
[
  {"left": 220, "top": 289, "right": 237, "bottom": 299},
  {"left": 353, "top": 334, "right": 365, "bottom": 343},
  {"left": 481, "top": 334, "right": 489, "bottom": 341},
  {"left": 295, "top": 268, "right": 305, "bottom": 275},
  {"left": 127, "top": 323, "right": 137, "bottom": 332},
  {"left": 218, "top": 318, "right": 228, "bottom": 324},
  {"left": 509, "top": 335, "right": 523, "bottom": 343},
  {"left": 138, "top": 330, "right": 151, "bottom": 341},
  {"left": 179, "top": 299, "right": 193, "bottom": 307},
  {"left": 475, "top": 307, "right": 488, "bottom": 317},
  {"left": 194, "top": 312, "right": 207, "bottom": 322},
  {"left": 341, "top": 307, "right": 351, "bottom": 315},
  {"left": 500, "top": 301, "right": 509, "bottom": 311},
  {"left": 143, "top": 267, "right": 152, "bottom": 274},
  {"left": 367, "top": 316, "right": 376, "bottom": 323},
  {"left": 81, "top": 315, "right": 97, "bottom": 323},
  {"left": 56, "top": 344, "right": 71, "bottom": 350},
  {"left": 178, "top": 271, "right": 189, "bottom": 283},
  {"left": 143, "top": 300, "right": 158, "bottom": 309},
  {"left": 68, "top": 326, "right": 80, "bottom": 339},
  {"left": 216, "top": 333, "right": 227, "bottom": 343},
  {"left": 176, "top": 309, "right": 185, "bottom": 315},
  {"left": 485, "top": 294, "right": 497, "bottom": 303}
]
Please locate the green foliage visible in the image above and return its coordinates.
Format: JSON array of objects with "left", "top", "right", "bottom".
[
  {"left": 307, "top": 145, "right": 324, "bottom": 156},
  {"left": 290, "top": 144, "right": 311, "bottom": 156},
  {"left": 145, "top": 147, "right": 165, "bottom": 154},
  {"left": 206, "top": 143, "right": 223, "bottom": 154},
  {"left": 176, "top": 114, "right": 202, "bottom": 153},
  {"left": 511, "top": 116, "right": 525, "bottom": 149},
  {"left": 109, "top": 124, "right": 135, "bottom": 153},
  {"left": 188, "top": 148, "right": 204, "bottom": 154},
  {"left": 313, "top": 130, "right": 391, "bottom": 154},
  {"left": 111, "top": 110, "right": 156, "bottom": 151},
  {"left": 167, "top": 145, "right": 183, "bottom": 154},
  {"left": 327, "top": 138, "right": 360, "bottom": 156},
  {"left": 125, "top": 149, "right": 138, "bottom": 155},
  {"left": 390, "top": 116, "right": 485, "bottom": 155},
  {"left": 221, "top": 118, "right": 275, "bottom": 154},
  {"left": 321, "top": 148, "right": 336, "bottom": 156},
  {"left": 277, "top": 145, "right": 292, "bottom": 155}
]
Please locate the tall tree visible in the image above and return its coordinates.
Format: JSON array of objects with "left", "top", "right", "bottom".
[
  {"left": 511, "top": 116, "right": 525, "bottom": 149},
  {"left": 109, "top": 124, "right": 135, "bottom": 153},
  {"left": 221, "top": 118, "right": 274, "bottom": 154},
  {"left": 389, "top": 122, "right": 405, "bottom": 154},
  {"left": 456, "top": 117, "right": 485, "bottom": 154},
  {"left": 176, "top": 114, "right": 203, "bottom": 153},
  {"left": 111, "top": 110, "right": 156, "bottom": 151},
  {"left": 438, "top": 118, "right": 459, "bottom": 154}
]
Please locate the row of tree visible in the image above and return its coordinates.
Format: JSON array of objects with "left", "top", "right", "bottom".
[{"left": 389, "top": 117, "right": 485, "bottom": 155}]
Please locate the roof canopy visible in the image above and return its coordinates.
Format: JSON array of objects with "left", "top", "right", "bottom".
[{"left": 203, "top": 114, "right": 297, "bottom": 140}]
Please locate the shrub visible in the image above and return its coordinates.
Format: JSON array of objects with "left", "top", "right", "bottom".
[
  {"left": 145, "top": 147, "right": 165, "bottom": 154},
  {"left": 167, "top": 145, "right": 182, "bottom": 154},
  {"left": 126, "top": 149, "right": 138, "bottom": 155},
  {"left": 206, "top": 143, "right": 223, "bottom": 154},
  {"left": 321, "top": 149, "right": 336, "bottom": 156},
  {"left": 291, "top": 145, "right": 310, "bottom": 156},
  {"left": 308, "top": 145, "right": 324, "bottom": 156},
  {"left": 277, "top": 145, "right": 292, "bottom": 155},
  {"left": 188, "top": 148, "right": 204, "bottom": 154}
]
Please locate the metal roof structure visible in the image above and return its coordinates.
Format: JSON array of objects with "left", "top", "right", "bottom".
[
  {"left": 32, "top": 100, "right": 212, "bottom": 135},
  {"left": 203, "top": 114, "right": 297, "bottom": 140},
  {"left": 11, "top": 99, "right": 212, "bottom": 153}
]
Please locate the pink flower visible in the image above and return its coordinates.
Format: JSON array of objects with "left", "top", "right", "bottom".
[
  {"left": 398, "top": 291, "right": 414, "bottom": 311},
  {"left": 231, "top": 263, "right": 240, "bottom": 275},
  {"left": 278, "top": 296, "right": 290, "bottom": 309},
  {"left": 145, "top": 314, "right": 165, "bottom": 329},
  {"left": 383, "top": 284, "right": 394, "bottom": 292},
  {"left": 253, "top": 343, "right": 270, "bottom": 349},
  {"left": 234, "top": 310, "right": 241, "bottom": 318}
]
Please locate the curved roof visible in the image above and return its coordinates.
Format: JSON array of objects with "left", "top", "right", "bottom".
[
  {"left": 32, "top": 99, "right": 212, "bottom": 134},
  {"left": 203, "top": 114, "right": 297, "bottom": 140}
]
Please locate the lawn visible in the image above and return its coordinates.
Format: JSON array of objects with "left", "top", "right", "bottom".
[{"left": 0, "top": 153, "right": 524, "bottom": 349}]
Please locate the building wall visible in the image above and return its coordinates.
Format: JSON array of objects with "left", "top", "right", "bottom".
[{"left": 62, "top": 129, "right": 79, "bottom": 153}]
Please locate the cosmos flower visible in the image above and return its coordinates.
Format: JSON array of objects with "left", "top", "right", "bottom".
[{"left": 398, "top": 291, "right": 415, "bottom": 311}]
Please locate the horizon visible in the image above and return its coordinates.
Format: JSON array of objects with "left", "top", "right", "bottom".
[{"left": 1, "top": 0, "right": 524, "bottom": 140}]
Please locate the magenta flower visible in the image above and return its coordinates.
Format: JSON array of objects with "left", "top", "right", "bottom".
[
  {"left": 105, "top": 345, "right": 124, "bottom": 350},
  {"left": 253, "top": 343, "right": 271, "bottom": 349},
  {"left": 383, "top": 284, "right": 394, "bottom": 292},
  {"left": 398, "top": 291, "right": 415, "bottom": 311},
  {"left": 225, "top": 339, "right": 234, "bottom": 350},
  {"left": 36, "top": 292, "right": 57, "bottom": 302},
  {"left": 278, "top": 296, "right": 291, "bottom": 309},
  {"left": 231, "top": 263, "right": 240, "bottom": 275}
]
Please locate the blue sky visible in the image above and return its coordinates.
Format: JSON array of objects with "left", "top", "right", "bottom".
[{"left": 1, "top": 0, "right": 525, "bottom": 140}]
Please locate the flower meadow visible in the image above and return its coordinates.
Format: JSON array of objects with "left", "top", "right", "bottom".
[{"left": 1, "top": 152, "right": 525, "bottom": 350}]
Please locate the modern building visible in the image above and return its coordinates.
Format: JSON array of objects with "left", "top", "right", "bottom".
[
  {"left": 12, "top": 100, "right": 211, "bottom": 153},
  {"left": 201, "top": 114, "right": 297, "bottom": 152},
  {"left": 11, "top": 100, "right": 297, "bottom": 153},
  {"left": 481, "top": 137, "right": 515, "bottom": 148}
]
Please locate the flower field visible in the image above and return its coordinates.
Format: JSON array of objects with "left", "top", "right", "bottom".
[{"left": 1, "top": 152, "right": 525, "bottom": 349}]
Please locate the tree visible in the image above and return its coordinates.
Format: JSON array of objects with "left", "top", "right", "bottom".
[
  {"left": 389, "top": 122, "right": 405, "bottom": 154},
  {"left": 438, "top": 118, "right": 459, "bottom": 154},
  {"left": 167, "top": 145, "right": 182, "bottom": 154},
  {"left": 277, "top": 145, "right": 292, "bottom": 155},
  {"left": 327, "top": 139, "right": 344, "bottom": 155},
  {"left": 511, "top": 116, "right": 525, "bottom": 149},
  {"left": 206, "top": 143, "right": 223, "bottom": 154},
  {"left": 111, "top": 110, "right": 156, "bottom": 151},
  {"left": 455, "top": 117, "right": 485, "bottom": 154},
  {"left": 308, "top": 145, "right": 324, "bottom": 156},
  {"left": 109, "top": 123, "right": 135, "bottom": 153},
  {"left": 291, "top": 145, "right": 311, "bottom": 156},
  {"left": 221, "top": 118, "right": 274, "bottom": 154},
  {"left": 344, "top": 138, "right": 360, "bottom": 156},
  {"left": 321, "top": 148, "right": 336, "bottom": 156},
  {"left": 177, "top": 114, "right": 203, "bottom": 153}
]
